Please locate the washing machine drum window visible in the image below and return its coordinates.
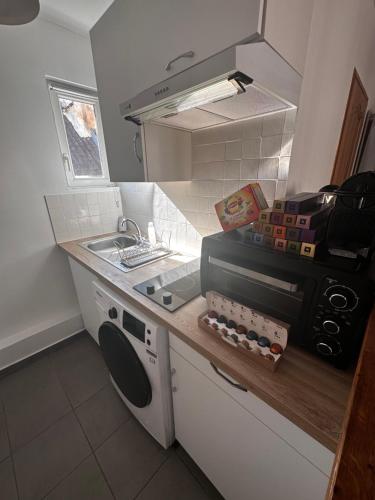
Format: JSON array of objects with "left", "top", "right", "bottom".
[{"left": 99, "top": 321, "right": 152, "bottom": 408}]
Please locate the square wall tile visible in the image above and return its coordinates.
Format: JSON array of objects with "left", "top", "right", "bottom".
[
  {"left": 262, "top": 112, "right": 285, "bottom": 136},
  {"left": 276, "top": 180, "right": 288, "bottom": 199},
  {"left": 192, "top": 162, "right": 224, "bottom": 180},
  {"left": 225, "top": 141, "right": 242, "bottom": 160},
  {"left": 192, "top": 143, "right": 225, "bottom": 163},
  {"left": 242, "top": 118, "right": 262, "bottom": 139},
  {"left": 242, "top": 138, "right": 261, "bottom": 158},
  {"left": 281, "top": 133, "right": 294, "bottom": 156},
  {"left": 240, "top": 159, "right": 259, "bottom": 179},
  {"left": 224, "top": 160, "right": 241, "bottom": 179},
  {"left": 278, "top": 157, "right": 290, "bottom": 180},
  {"left": 257, "top": 180, "right": 276, "bottom": 200},
  {"left": 261, "top": 135, "right": 282, "bottom": 158},
  {"left": 258, "top": 158, "right": 279, "bottom": 179}
]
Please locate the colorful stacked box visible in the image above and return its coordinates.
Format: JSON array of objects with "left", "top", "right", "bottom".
[{"left": 248, "top": 193, "right": 331, "bottom": 258}]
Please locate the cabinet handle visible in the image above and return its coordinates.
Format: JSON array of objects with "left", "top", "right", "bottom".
[
  {"left": 133, "top": 131, "right": 142, "bottom": 163},
  {"left": 165, "top": 50, "right": 195, "bottom": 71},
  {"left": 171, "top": 368, "right": 176, "bottom": 376},
  {"left": 210, "top": 362, "right": 248, "bottom": 392}
]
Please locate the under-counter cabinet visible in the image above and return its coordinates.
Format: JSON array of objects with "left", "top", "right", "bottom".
[
  {"left": 90, "top": 0, "right": 313, "bottom": 182},
  {"left": 169, "top": 333, "right": 333, "bottom": 500},
  {"left": 69, "top": 258, "right": 101, "bottom": 343}
]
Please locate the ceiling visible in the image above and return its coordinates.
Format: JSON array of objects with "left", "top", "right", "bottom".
[{"left": 39, "top": 0, "right": 114, "bottom": 34}]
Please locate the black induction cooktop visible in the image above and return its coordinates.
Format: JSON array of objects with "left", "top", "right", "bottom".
[{"left": 133, "top": 258, "right": 201, "bottom": 311}]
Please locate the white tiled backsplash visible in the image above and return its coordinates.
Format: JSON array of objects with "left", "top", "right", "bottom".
[
  {"left": 45, "top": 187, "right": 122, "bottom": 243},
  {"left": 119, "top": 109, "right": 296, "bottom": 254},
  {"left": 120, "top": 182, "right": 203, "bottom": 255}
]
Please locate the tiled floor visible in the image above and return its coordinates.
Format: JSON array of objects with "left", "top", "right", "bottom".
[{"left": 0, "top": 332, "right": 223, "bottom": 500}]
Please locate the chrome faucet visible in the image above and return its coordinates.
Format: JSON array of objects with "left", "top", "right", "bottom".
[{"left": 118, "top": 217, "right": 143, "bottom": 244}]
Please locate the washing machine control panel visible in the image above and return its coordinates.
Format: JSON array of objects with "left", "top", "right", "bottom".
[{"left": 94, "top": 282, "right": 161, "bottom": 355}]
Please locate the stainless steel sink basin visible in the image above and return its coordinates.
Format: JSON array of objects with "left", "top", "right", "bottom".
[
  {"left": 85, "top": 234, "right": 136, "bottom": 254},
  {"left": 80, "top": 233, "right": 173, "bottom": 272}
]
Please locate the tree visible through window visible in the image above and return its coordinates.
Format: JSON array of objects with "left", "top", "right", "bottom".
[{"left": 49, "top": 80, "right": 109, "bottom": 187}]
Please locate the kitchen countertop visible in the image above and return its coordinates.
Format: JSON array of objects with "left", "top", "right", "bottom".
[{"left": 60, "top": 235, "right": 353, "bottom": 452}]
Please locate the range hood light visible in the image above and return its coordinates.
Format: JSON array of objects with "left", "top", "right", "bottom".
[{"left": 175, "top": 79, "right": 242, "bottom": 113}]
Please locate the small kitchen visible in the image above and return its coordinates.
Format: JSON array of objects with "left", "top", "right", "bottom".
[{"left": 1, "top": 1, "right": 375, "bottom": 500}]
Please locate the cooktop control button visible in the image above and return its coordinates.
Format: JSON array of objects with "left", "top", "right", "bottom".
[
  {"left": 146, "top": 285, "right": 155, "bottom": 295},
  {"left": 108, "top": 307, "right": 118, "bottom": 320},
  {"left": 162, "top": 293, "right": 172, "bottom": 305}
]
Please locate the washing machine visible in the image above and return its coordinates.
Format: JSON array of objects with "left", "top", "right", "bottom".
[{"left": 93, "top": 281, "right": 174, "bottom": 449}]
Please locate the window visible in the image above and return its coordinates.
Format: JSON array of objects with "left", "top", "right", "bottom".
[{"left": 48, "top": 80, "right": 110, "bottom": 187}]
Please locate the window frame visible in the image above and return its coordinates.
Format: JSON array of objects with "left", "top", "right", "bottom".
[{"left": 48, "top": 80, "right": 110, "bottom": 188}]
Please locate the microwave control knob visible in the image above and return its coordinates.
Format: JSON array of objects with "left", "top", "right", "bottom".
[
  {"left": 162, "top": 293, "right": 172, "bottom": 305},
  {"left": 315, "top": 335, "right": 341, "bottom": 357},
  {"left": 316, "top": 342, "right": 333, "bottom": 356},
  {"left": 146, "top": 285, "right": 155, "bottom": 295},
  {"left": 322, "top": 319, "right": 340, "bottom": 335},
  {"left": 326, "top": 285, "right": 358, "bottom": 311},
  {"left": 329, "top": 293, "right": 347, "bottom": 309},
  {"left": 108, "top": 307, "right": 118, "bottom": 320}
]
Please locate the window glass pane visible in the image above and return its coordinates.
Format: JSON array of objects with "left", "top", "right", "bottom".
[{"left": 59, "top": 98, "right": 103, "bottom": 177}]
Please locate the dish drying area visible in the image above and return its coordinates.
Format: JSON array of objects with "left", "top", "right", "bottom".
[{"left": 80, "top": 233, "right": 173, "bottom": 272}]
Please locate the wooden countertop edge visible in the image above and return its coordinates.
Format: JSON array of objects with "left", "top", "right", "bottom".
[
  {"left": 326, "top": 305, "right": 375, "bottom": 498},
  {"left": 60, "top": 240, "right": 349, "bottom": 453}
]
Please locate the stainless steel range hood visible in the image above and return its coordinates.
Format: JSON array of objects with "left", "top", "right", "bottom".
[{"left": 119, "top": 42, "right": 302, "bottom": 131}]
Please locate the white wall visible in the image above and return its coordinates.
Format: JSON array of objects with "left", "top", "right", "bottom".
[
  {"left": 288, "top": 0, "right": 375, "bottom": 193},
  {"left": 0, "top": 18, "right": 96, "bottom": 357}
]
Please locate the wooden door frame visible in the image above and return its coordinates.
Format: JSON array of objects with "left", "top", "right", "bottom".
[{"left": 331, "top": 68, "right": 368, "bottom": 185}]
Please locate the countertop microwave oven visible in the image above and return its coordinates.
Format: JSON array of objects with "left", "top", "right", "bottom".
[{"left": 200, "top": 228, "right": 374, "bottom": 368}]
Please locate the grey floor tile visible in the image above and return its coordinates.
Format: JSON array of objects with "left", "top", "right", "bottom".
[
  {"left": 51, "top": 334, "right": 101, "bottom": 365},
  {"left": 96, "top": 418, "right": 169, "bottom": 500},
  {"left": 136, "top": 453, "right": 211, "bottom": 500},
  {"left": 0, "top": 355, "right": 53, "bottom": 401},
  {"left": 45, "top": 455, "right": 113, "bottom": 500},
  {"left": 176, "top": 446, "right": 224, "bottom": 500},
  {"left": 4, "top": 373, "right": 71, "bottom": 451},
  {"left": 51, "top": 335, "right": 109, "bottom": 407},
  {"left": 0, "top": 458, "right": 18, "bottom": 500},
  {"left": 14, "top": 411, "right": 91, "bottom": 500},
  {"left": 76, "top": 384, "right": 132, "bottom": 449},
  {"left": 0, "top": 410, "right": 10, "bottom": 462}
]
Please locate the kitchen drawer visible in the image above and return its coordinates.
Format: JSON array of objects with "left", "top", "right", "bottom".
[{"left": 169, "top": 332, "right": 334, "bottom": 475}]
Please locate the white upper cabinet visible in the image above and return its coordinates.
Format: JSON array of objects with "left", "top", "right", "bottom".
[
  {"left": 264, "top": 0, "right": 314, "bottom": 75},
  {"left": 91, "top": 0, "right": 312, "bottom": 182}
]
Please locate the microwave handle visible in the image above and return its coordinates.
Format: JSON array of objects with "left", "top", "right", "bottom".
[
  {"left": 209, "top": 257, "right": 299, "bottom": 293},
  {"left": 210, "top": 362, "right": 248, "bottom": 392}
]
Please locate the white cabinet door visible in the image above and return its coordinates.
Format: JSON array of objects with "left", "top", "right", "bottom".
[
  {"left": 170, "top": 348, "right": 329, "bottom": 500},
  {"left": 264, "top": 0, "right": 314, "bottom": 75},
  {"left": 69, "top": 258, "right": 101, "bottom": 343},
  {"left": 90, "top": 0, "right": 263, "bottom": 183}
]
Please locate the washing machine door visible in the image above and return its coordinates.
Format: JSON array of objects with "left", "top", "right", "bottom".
[{"left": 99, "top": 321, "right": 152, "bottom": 408}]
